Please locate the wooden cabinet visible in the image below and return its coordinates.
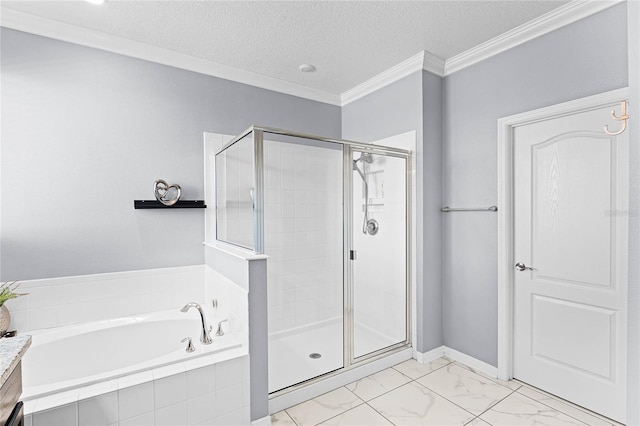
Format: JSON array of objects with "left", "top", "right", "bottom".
[{"left": 0, "top": 362, "right": 22, "bottom": 426}]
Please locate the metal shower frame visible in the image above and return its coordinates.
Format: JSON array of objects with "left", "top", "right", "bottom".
[{"left": 215, "top": 125, "right": 413, "bottom": 396}]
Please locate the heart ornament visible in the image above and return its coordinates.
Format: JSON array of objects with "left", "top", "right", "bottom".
[{"left": 154, "top": 179, "right": 182, "bottom": 206}]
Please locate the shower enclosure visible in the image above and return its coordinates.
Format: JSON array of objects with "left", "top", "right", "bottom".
[{"left": 215, "top": 126, "right": 410, "bottom": 395}]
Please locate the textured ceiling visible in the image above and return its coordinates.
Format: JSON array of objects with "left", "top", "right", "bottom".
[{"left": 1, "top": 1, "right": 570, "bottom": 94}]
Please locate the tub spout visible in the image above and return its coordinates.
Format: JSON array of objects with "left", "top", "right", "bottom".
[{"left": 180, "top": 302, "right": 213, "bottom": 344}]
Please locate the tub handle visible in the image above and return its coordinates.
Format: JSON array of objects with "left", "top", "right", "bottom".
[
  {"left": 181, "top": 337, "right": 195, "bottom": 353},
  {"left": 216, "top": 320, "right": 229, "bottom": 337}
]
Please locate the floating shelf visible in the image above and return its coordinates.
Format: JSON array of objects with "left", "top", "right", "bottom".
[{"left": 134, "top": 200, "right": 207, "bottom": 209}]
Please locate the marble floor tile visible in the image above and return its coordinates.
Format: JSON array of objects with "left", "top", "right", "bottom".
[
  {"left": 416, "top": 363, "right": 513, "bottom": 415},
  {"left": 271, "top": 410, "right": 296, "bottom": 426},
  {"left": 346, "top": 367, "right": 412, "bottom": 401},
  {"left": 516, "top": 385, "right": 617, "bottom": 426},
  {"left": 465, "top": 418, "right": 491, "bottom": 426},
  {"left": 368, "top": 381, "right": 475, "bottom": 425},
  {"left": 480, "top": 392, "right": 587, "bottom": 425},
  {"left": 454, "top": 363, "right": 522, "bottom": 391},
  {"left": 285, "top": 387, "right": 363, "bottom": 426},
  {"left": 275, "top": 357, "right": 619, "bottom": 426},
  {"left": 319, "top": 404, "right": 393, "bottom": 426},
  {"left": 392, "top": 358, "right": 451, "bottom": 380}
]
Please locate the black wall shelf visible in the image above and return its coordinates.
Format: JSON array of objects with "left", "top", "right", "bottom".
[{"left": 134, "top": 200, "right": 207, "bottom": 209}]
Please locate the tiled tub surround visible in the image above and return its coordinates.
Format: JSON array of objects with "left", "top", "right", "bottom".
[
  {"left": 3, "top": 265, "right": 205, "bottom": 333},
  {"left": 25, "top": 356, "right": 250, "bottom": 426},
  {"left": 3, "top": 264, "right": 250, "bottom": 425}
]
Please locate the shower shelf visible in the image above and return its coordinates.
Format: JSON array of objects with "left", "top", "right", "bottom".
[{"left": 134, "top": 200, "right": 206, "bottom": 209}]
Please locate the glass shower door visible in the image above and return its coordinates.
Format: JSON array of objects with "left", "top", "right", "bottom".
[
  {"left": 351, "top": 150, "right": 408, "bottom": 359},
  {"left": 264, "top": 134, "right": 344, "bottom": 393}
]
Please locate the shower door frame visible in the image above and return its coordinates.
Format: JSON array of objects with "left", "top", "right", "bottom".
[
  {"left": 344, "top": 146, "right": 412, "bottom": 368},
  {"left": 215, "top": 125, "right": 412, "bottom": 396}
]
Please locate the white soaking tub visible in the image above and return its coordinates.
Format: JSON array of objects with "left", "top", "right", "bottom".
[{"left": 21, "top": 309, "right": 246, "bottom": 414}]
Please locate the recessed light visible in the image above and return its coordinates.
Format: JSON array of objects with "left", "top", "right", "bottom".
[
  {"left": 299, "top": 64, "right": 316, "bottom": 73},
  {"left": 85, "top": 0, "right": 106, "bottom": 5}
]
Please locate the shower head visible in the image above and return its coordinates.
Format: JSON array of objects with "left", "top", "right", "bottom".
[
  {"left": 353, "top": 153, "right": 373, "bottom": 172},
  {"left": 354, "top": 152, "right": 373, "bottom": 165}
]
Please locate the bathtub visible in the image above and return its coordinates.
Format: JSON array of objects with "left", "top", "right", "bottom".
[{"left": 21, "top": 309, "right": 247, "bottom": 415}]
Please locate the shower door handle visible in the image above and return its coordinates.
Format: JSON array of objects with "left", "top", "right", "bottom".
[{"left": 350, "top": 250, "right": 357, "bottom": 260}]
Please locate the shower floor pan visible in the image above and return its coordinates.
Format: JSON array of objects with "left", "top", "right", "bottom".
[{"left": 268, "top": 318, "right": 398, "bottom": 393}]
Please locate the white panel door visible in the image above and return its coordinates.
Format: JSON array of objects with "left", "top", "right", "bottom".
[{"left": 513, "top": 103, "right": 628, "bottom": 422}]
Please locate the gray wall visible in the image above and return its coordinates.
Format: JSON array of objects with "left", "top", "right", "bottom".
[
  {"left": 421, "top": 71, "right": 444, "bottom": 351},
  {"left": 342, "top": 70, "right": 444, "bottom": 354},
  {"left": 442, "top": 4, "right": 629, "bottom": 366},
  {"left": 0, "top": 28, "right": 341, "bottom": 281}
]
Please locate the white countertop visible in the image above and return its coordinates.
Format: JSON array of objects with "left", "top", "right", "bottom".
[{"left": 0, "top": 334, "right": 31, "bottom": 387}]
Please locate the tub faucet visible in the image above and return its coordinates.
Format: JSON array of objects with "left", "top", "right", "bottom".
[{"left": 180, "top": 302, "right": 213, "bottom": 344}]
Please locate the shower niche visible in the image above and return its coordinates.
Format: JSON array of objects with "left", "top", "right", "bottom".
[{"left": 214, "top": 126, "right": 411, "bottom": 395}]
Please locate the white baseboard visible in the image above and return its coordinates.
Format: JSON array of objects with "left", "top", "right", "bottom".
[
  {"left": 251, "top": 415, "right": 271, "bottom": 425},
  {"left": 443, "top": 347, "right": 498, "bottom": 378},
  {"left": 414, "top": 346, "right": 498, "bottom": 378},
  {"left": 413, "top": 345, "right": 445, "bottom": 364}
]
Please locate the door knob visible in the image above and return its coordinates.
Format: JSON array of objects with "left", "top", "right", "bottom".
[{"left": 515, "top": 262, "right": 534, "bottom": 272}]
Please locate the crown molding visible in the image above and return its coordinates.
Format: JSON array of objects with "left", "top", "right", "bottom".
[
  {"left": 444, "top": 0, "right": 624, "bottom": 76},
  {"left": 422, "top": 50, "right": 447, "bottom": 77},
  {"left": 0, "top": 1, "right": 625, "bottom": 106},
  {"left": 0, "top": 7, "right": 342, "bottom": 106},
  {"left": 341, "top": 51, "right": 445, "bottom": 106}
]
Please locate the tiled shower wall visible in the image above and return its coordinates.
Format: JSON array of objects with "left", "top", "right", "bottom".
[
  {"left": 263, "top": 139, "right": 343, "bottom": 334},
  {"left": 4, "top": 265, "right": 204, "bottom": 333}
]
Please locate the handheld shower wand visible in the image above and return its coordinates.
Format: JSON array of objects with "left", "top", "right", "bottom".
[{"left": 353, "top": 153, "right": 378, "bottom": 235}]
